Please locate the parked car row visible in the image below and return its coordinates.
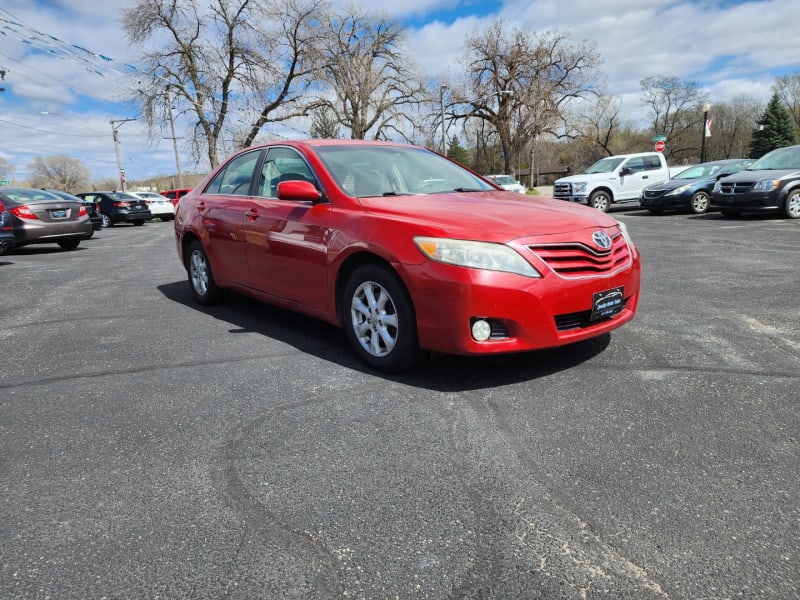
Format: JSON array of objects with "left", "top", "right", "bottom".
[
  {"left": 0, "top": 187, "right": 183, "bottom": 255},
  {"left": 638, "top": 145, "right": 800, "bottom": 218},
  {"left": 640, "top": 159, "right": 754, "bottom": 214},
  {"left": 0, "top": 187, "right": 93, "bottom": 254}
]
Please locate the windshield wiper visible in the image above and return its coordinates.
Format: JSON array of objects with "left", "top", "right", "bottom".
[{"left": 453, "top": 187, "right": 486, "bottom": 192}]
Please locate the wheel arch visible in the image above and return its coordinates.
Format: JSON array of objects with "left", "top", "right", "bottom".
[
  {"left": 180, "top": 231, "right": 202, "bottom": 270},
  {"left": 590, "top": 186, "right": 615, "bottom": 201},
  {"left": 334, "top": 251, "right": 414, "bottom": 326}
]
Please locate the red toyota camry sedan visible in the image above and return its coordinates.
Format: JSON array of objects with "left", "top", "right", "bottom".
[{"left": 174, "top": 140, "right": 641, "bottom": 372}]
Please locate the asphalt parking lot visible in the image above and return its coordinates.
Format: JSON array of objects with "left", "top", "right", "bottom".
[{"left": 1, "top": 208, "right": 798, "bottom": 599}]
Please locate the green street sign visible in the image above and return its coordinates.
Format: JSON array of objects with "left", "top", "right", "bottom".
[
  {"left": 653, "top": 134, "right": 667, "bottom": 142},
  {"left": 0, "top": 180, "right": 10, "bottom": 185}
]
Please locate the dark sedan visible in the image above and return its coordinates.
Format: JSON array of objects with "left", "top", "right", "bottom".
[
  {"left": 75, "top": 191, "right": 152, "bottom": 227},
  {"left": 640, "top": 159, "right": 754, "bottom": 214},
  {"left": 0, "top": 187, "right": 93, "bottom": 251},
  {"left": 45, "top": 189, "right": 103, "bottom": 236}
]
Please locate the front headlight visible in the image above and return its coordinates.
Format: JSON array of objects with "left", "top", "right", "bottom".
[
  {"left": 615, "top": 220, "right": 635, "bottom": 248},
  {"left": 666, "top": 184, "right": 691, "bottom": 196},
  {"left": 414, "top": 237, "right": 541, "bottom": 277},
  {"left": 573, "top": 182, "right": 587, "bottom": 194},
  {"left": 753, "top": 180, "right": 779, "bottom": 191}
]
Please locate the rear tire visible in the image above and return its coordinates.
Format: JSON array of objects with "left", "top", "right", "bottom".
[
  {"left": 58, "top": 239, "right": 80, "bottom": 250},
  {"left": 342, "top": 263, "right": 424, "bottom": 372},
  {"left": 101, "top": 213, "right": 112, "bottom": 228},
  {"left": 186, "top": 240, "right": 224, "bottom": 305}
]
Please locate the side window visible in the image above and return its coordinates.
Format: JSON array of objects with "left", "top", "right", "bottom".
[
  {"left": 624, "top": 157, "right": 645, "bottom": 173},
  {"left": 259, "top": 147, "right": 316, "bottom": 198},
  {"left": 643, "top": 155, "right": 662, "bottom": 170},
  {"left": 206, "top": 150, "right": 262, "bottom": 195}
]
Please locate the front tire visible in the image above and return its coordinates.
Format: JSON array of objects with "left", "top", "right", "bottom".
[
  {"left": 690, "top": 191, "right": 711, "bottom": 214},
  {"left": 186, "top": 240, "right": 224, "bottom": 305},
  {"left": 342, "top": 263, "right": 424, "bottom": 372},
  {"left": 589, "top": 190, "right": 611, "bottom": 212},
  {"left": 782, "top": 189, "right": 800, "bottom": 219}
]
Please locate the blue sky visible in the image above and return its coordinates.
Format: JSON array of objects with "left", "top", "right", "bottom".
[{"left": 1, "top": 0, "right": 798, "bottom": 183}]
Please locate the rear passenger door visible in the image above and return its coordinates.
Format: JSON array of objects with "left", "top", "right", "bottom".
[{"left": 200, "top": 149, "right": 264, "bottom": 288}]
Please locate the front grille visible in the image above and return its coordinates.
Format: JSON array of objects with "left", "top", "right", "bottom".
[
  {"left": 554, "top": 299, "right": 628, "bottom": 330},
  {"left": 642, "top": 189, "right": 665, "bottom": 199},
  {"left": 528, "top": 233, "right": 631, "bottom": 277},
  {"left": 717, "top": 181, "right": 754, "bottom": 195},
  {"left": 553, "top": 182, "right": 572, "bottom": 195}
]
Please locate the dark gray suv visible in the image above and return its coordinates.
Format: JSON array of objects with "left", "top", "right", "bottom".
[{"left": 710, "top": 145, "right": 800, "bottom": 219}]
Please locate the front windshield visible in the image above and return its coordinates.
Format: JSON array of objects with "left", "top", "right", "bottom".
[
  {"left": 675, "top": 164, "right": 721, "bottom": 179},
  {"left": 584, "top": 157, "right": 625, "bottom": 174},
  {"left": 314, "top": 145, "right": 495, "bottom": 196},
  {"left": 493, "top": 175, "right": 516, "bottom": 185},
  {"left": 749, "top": 146, "right": 800, "bottom": 170}
]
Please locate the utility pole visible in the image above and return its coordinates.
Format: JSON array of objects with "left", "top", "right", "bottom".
[
  {"left": 110, "top": 118, "right": 136, "bottom": 191},
  {"left": 165, "top": 98, "right": 183, "bottom": 188}
]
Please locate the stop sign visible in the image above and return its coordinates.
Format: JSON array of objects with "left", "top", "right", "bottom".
[{"left": 654, "top": 140, "right": 665, "bottom": 152}]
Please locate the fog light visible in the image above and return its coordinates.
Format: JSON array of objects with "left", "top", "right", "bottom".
[{"left": 471, "top": 318, "right": 492, "bottom": 341}]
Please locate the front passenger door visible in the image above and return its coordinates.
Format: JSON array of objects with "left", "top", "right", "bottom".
[{"left": 243, "top": 147, "right": 331, "bottom": 315}]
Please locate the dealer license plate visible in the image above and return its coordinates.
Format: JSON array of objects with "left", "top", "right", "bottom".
[
  {"left": 51, "top": 209, "right": 67, "bottom": 219},
  {"left": 591, "top": 286, "right": 624, "bottom": 321}
]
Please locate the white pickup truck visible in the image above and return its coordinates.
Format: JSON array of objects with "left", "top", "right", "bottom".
[{"left": 552, "top": 152, "right": 670, "bottom": 212}]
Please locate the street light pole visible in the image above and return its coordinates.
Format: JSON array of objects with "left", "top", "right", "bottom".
[
  {"left": 700, "top": 102, "right": 711, "bottom": 163},
  {"left": 439, "top": 85, "right": 448, "bottom": 154},
  {"left": 110, "top": 118, "right": 136, "bottom": 192}
]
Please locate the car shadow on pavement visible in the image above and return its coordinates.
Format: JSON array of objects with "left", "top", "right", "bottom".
[{"left": 158, "top": 280, "right": 611, "bottom": 392}]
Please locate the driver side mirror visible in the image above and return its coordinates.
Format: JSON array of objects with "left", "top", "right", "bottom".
[
  {"left": 277, "top": 180, "right": 322, "bottom": 202},
  {"left": 619, "top": 167, "right": 632, "bottom": 176}
]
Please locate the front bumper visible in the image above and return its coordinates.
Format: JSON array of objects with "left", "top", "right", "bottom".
[
  {"left": 553, "top": 195, "right": 589, "bottom": 205},
  {"left": 710, "top": 191, "right": 780, "bottom": 211},
  {"left": 403, "top": 256, "right": 641, "bottom": 356}
]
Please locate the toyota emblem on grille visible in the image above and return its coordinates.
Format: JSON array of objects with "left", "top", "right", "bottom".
[{"left": 592, "top": 231, "right": 612, "bottom": 250}]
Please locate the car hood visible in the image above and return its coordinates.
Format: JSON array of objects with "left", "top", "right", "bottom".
[
  {"left": 357, "top": 192, "right": 620, "bottom": 241},
  {"left": 646, "top": 177, "right": 706, "bottom": 192},
  {"left": 722, "top": 168, "right": 800, "bottom": 182},
  {"left": 555, "top": 172, "right": 618, "bottom": 184}
]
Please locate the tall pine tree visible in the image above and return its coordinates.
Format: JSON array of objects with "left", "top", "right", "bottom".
[{"left": 749, "top": 93, "right": 798, "bottom": 158}]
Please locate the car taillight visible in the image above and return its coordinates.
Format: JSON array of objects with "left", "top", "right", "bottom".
[
  {"left": 0, "top": 200, "right": 5, "bottom": 212},
  {"left": 79, "top": 205, "right": 87, "bottom": 217},
  {"left": 113, "top": 201, "right": 131, "bottom": 208},
  {"left": 9, "top": 205, "right": 39, "bottom": 219}
]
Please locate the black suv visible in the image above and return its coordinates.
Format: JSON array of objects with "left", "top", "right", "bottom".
[
  {"left": 76, "top": 191, "right": 152, "bottom": 227},
  {"left": 710, "top": 145, "right": 800, "bottom": 219}
]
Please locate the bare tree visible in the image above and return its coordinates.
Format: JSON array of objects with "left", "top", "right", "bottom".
[
  {"left": 314, "top": 6, "right": 426, "bottom": 139},
  {"left": 123, "top": 0, "right": 325, "bottom": 169},
  {"left": 451, "top": 21, "right": 603, "bottom": 175},
  {"left": 27, "top": 155, "right": 91, "bottom": 192},
  {"left": 704, "top": 95, "right": 760, "bottom": 159},
  {"left": 0, "top": 157, "right": 14, "bottom": 182},
  {"left": 640, "top": 75, "right": 708, "bottom": 162}
]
